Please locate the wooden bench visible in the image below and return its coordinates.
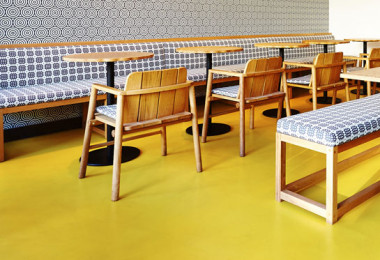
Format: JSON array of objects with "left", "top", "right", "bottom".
[{"left": 276, "top": 94, "right": 380, "bottom": 224}]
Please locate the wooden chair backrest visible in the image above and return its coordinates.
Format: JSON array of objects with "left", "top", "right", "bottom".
[
  {"left": 240, "top": 57, "right": 283, "bottom": 98},
  {"left": 368, "top": 48, "right": 380, "bottom": 68},
  {"left": 123, "top": 68, "right": 189, "bottom": 123},
  {"left": 314, "top": 52, "right": 344, "bottom": 86}
]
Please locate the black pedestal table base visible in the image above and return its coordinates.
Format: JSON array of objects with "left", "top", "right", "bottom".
[
  {"left": 262, "top": 108, "right": 300, "bottom": 118},
  {"left": 86, "top": 146, "right": 140, "bottom": 166},
  {"left": 186, "top": 123, "right": 231, "bottom": 136}
]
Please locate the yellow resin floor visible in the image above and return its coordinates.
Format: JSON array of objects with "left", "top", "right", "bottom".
[{"left": 1, "top": 91, "right": 380, "bottom": 259}]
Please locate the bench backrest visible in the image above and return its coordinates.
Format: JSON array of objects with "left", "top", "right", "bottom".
[{"left": 0, "top": 43, "right": 165, "bottom": 89}]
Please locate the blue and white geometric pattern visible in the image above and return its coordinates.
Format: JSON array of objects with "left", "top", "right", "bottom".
[
  {"left": 287, "top": 74, "right": 311, "bottom": 85},
  {"left": 277, "top": 94, "right": 380, "bottom": 147},
  {"left": 0, "top": 0, "right": 329, "bottom": 45},
  {"left": 96, "top": 105, "right": 117, "bottom": 120},
  {"left": 212, "top": 85, "right": 240, "bottom": 98},
  {"left": 0, "top": 43, "right": 165, "bottom": 89}
]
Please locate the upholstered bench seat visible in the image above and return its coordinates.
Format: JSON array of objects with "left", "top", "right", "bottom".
[
  {"left": 277, "top": 93, "right": 380, "bottom": 147},
  {"left": 286, "top": 74, "right": 311, "bottom": 85},
  {"left": 0, "top": 76, "right": 127, "bottom": 109}
]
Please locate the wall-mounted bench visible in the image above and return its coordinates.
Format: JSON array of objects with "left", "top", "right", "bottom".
[
  {"left": 0, "top": 33, "right": 335, "bottom": 161},
  {"left": 276, "top": 94, "right": 380, "bottom": 224}
]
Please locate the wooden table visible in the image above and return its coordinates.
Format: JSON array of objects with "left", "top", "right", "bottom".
[
  {"left": 254, "top": 42, "right": 309, "bottom": 118},
  {"left": 63, "top": 51, "right": 154, "bottom": 166},
  {"left": 341, "top": 67, "right": 380, "bottom": 92},
  {"left": 176, "top": 46, "right": 243, "bottom": 136}
]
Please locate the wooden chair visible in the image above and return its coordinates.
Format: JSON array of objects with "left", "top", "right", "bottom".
[
  {"left": 202, "top": 57, "right": 288, "bottom": 157},
  {"left": 284, "top": 52, "right": 349, "bottom": 111},
  {"left": 79, "top": 68, "right": 202, "bottom": 201}
]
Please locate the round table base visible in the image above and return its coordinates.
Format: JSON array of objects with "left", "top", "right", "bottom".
[
  {"left": 186, "top": 123, "right": 231, "bottom": 136},
  {"left": 308, "top": 97, "right": 342, "bottom": 104},
  {"left": 84, "top": 146, "right": 140, "bottom": 166},
  {"left": 262, "top": 108, "right": 300, "bottom": 118}
]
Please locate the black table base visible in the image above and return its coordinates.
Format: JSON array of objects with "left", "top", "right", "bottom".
[
  {"left": 262, "top": 108, "right": 300, "bottom": 118},
  {"left": 186, "top": 123, "right": 231, "bottom": 136},
  {"left": 86, "top": 146, "right": 140, "bottom": 166}
]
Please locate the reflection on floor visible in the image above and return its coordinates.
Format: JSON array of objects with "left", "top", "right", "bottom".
[{"left": 1, "top": 89, "right": 379, "bottom": 259}]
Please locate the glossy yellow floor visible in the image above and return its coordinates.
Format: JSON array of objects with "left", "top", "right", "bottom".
[{"left": 1, "top": 91, "right": 379, "bottom": 259}]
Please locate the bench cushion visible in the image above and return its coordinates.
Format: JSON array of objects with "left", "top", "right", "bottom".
[
  {"left": 0, "top": 76, "right": 127, "bottom": 109},
  {"left": 277, "top": 94, "right": 380, "bottom": 147}
]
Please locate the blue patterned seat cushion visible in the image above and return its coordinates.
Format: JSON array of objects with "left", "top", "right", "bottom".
[
  {"left": 277, "top": 94, "right": 380, "bottom": 147},
  {"left": 287, "top": 74, "right": 311, "bottom": 85},
  {"left": 96, "top": 104, "right": 117, "bottom": 119},
  {"left": 212, "top": 85, "right": 239, "bottom": 98},
  {"left": 0, "top": 76, "right": 127, "bottom": 109}
]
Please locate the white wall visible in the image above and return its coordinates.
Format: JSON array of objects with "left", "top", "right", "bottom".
[{"left": 330, "top": 0, "right": 380, "bottom": 55}]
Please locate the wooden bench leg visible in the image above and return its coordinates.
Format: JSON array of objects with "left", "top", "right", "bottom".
[
  {"left": 0, "top": 111, "right": 4, "bottom": 162},
  {"left": 326, "top": 147, "right": 338, "bottom": 224},
  {"left": 276, "top": 133, "right": 286, "bottom": 202}
]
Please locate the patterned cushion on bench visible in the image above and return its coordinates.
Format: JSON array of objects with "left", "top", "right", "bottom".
[
  {"left": 277, "top": 94, "right": 380, "bottom": 147},
  {"left": 0, "top": 76, "right": 127, "bottom": 109},
  {"left": 0, "top": 43, "right": 165, "bottom": 89},
  {"left": 212, "top": 85, "right": 239, "bottom": 98}
]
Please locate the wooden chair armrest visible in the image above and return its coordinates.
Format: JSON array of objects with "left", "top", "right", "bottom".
[
  {"left": 283, "top": 62, "right": 314, "bottom": 68},
  {"left": 92, "top": 83, "right": 123, "bottom": 95},
  {"left": 208, "top": 69, "right": 243, "bottom": 77},
  {"left": 343, "top": 56, "right": 366, "bottom": 61}
]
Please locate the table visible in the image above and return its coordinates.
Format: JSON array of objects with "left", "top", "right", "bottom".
[
  {"left": 303, "top": 39, "right": 350, "bottom": 104},
  {"left": 254, "top": 42, "right": 309, "bottom": 118},
  {"left": 176, "top": 46, "right": 243, "bottom": 136},
  {"left": 63, "top": 51, "right": 154, "bottom": 166},
  {"left": 345, "top": 38, "right": 380, "bottom": 95},
  {"left": 341, "top": 67, "right": 380, "bottom": 83}
]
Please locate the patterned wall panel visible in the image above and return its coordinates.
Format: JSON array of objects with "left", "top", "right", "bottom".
[
  {"left": 0, "top": 0, "right": 329, "bottom": 45},
  {"left": 1, "top": 0, "right": 329, "bottom": 130}
]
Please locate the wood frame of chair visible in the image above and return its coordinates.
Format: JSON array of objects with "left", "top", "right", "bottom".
[
  {"left": 79, "top": 67, "right": 202, "bottom": 201},
  {"left": 284, "top": 52, "right": 350, "bottom": 111},
  {"left": 202, "top": 57, "right": 289, "bottom": 157}
]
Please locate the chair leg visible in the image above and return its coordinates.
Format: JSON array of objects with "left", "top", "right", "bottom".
[
  {"left": 312, "top": 91, "right": 318, "bottom": 111},
  {"left": 277, "top": 97, "right": 284, "bottom": 119},
  {"left": 111, "top": 97, "right": 125, "bottom": 201},
  {"left": 249, "top": 105, "right": 255, "bottom": 129},
  {"left": 345, "top": 85, "right": 350, "bottom": 102},
  {"left": 161, "top": 126, "right": 167, "bottom": 156},
  {"left": 367, "top": 81, "right": 372, "bottom": 96},
  {"left": 326, "top": 147, "right": 338, "bottom": 224},
  {"left": 0, "top": 111, "right": 4, "bottom": 162},
  {"left": 239, "top": 100, "right": 245, "bottom": 157},
  {"left": 332, "top": 90, "right": 337, "bottom": 105},
  {"left": 82, "top": 103, "right": 89, "bottom": 129},
  {"left": 79, "top": 120, "right": 94, "bottom": 179},
  {"left": 189, "top": 86, "right": 202, "bottom": 172},
  {"left": 202, "top": 95, "right": 211, "bottom": 143}
]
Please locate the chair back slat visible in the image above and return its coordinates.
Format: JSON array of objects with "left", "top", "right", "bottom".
[
  {"left": 315, "top": 52, "right": 343, "bottom": 86},
  {"left": 123, "top": 68, "right": 189, "bottom": 123},
  {"left": 369, "top": 48, "right": 380, "bottom": 68},
  {"left": 241, "top": 57, "right": 282, "bottom": 98}
]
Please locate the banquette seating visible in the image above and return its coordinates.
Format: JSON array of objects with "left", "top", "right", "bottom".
[{"left": 0, "top": 33, "right": 336, "bottom": 161}]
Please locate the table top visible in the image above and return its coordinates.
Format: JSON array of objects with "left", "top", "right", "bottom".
[
  {"left": 345, "top": 38, "right": 380, "bottom": 42},
  {"left": 62, "top": 51, "right": 154, "bottom": 62},
  {"left": 340, "top": 67, "right": 380, "bottom": 83},
  {"left": 254, "top": 42, "right": 309, "bottom": 49},
  {"left": 303, "top": 39, "right": 350, "bottom": 45},
  {"left": 176, "top": 46, "right": 243, "bottom": 54}
]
